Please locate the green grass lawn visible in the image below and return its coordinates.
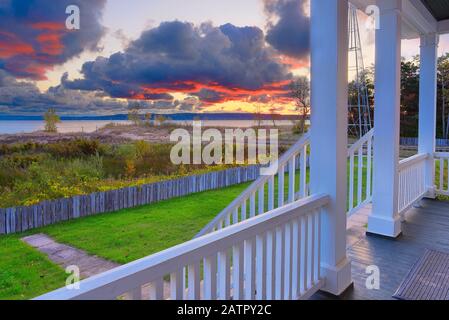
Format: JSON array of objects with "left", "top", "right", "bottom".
[
  {"left": 436, "top": 159, "right": 449, "bottom": 191},
  {"left": 40, "top": 182, "right": 251, "bottom": 264},
  {"left": 0, "top": 182, "right": 251, "bottom": 299},
  {"left": 0, "top": 236, "right": 67, "bottom": 300},
  {"left": 0, "top": 168, "right": 307, "bottom": 299}
]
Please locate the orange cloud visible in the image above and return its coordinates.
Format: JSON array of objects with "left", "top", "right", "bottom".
[
  {"left": 36, "top": 32, "right": 64, "bottom": 55},
  {"left": 4, "top": 60, "right": 51, "bottom": 81},
  {"left": 0, "top": 31, "right": 35, "bottom": 58},
  {"left": 128, "top": 80, "right": 294, "bottom": 109},
  {"left": 279, "top": 55, "right": 309, "bottom": 69},
  {"left": 31, "top": 22, "right": 65, "bottom": 31},
  {"left": 138, "top": 80, "right": 290, "bottom": 100}
]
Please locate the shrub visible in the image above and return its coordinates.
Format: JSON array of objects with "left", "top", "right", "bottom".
[
  {"left": 44, "top": 109, "right": 60, "bottom": 133},
  {"left": 45, "top": 139, "right": 105, "bottom": 158},
  {"left": 0, "top": 142, "right": 40, "bottom": 155},
  {"left": 124, "top": 159, "right": 136, "bottom": 178},
  {"left": 0, "top": 155, "right": 105, "bottom": 207},
  {"left": 134, "top": 140, "right": 151, "bottom": 159}
]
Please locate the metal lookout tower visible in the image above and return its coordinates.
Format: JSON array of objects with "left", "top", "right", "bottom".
[{"left": 348, "top": 4, "right": 373, "bottom": 138}]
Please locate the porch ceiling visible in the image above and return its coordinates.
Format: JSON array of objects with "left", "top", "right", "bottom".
[{"left": 421, "top": 0, "right": 449, "bottom": 21}]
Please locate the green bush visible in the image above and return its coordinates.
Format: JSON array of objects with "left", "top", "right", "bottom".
[
  {"left": 45, "top": 139, "right": 106, "bottom": 158},
  {"left": 0, "top": 142, "right": 40, "bottom": 155}
]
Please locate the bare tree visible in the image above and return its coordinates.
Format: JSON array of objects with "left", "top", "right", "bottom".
[
  {"left": 269, "top": 104, "right": 281, "bottom": 128},
  {"left": 155, "top": 114, "right": 167, "bottom": 126},
  {"left": 290, "top": 77, "right": 310, "bottom": 134},
  {"left": 253, "top": 104, "right": 264, "bottom": 128},
  {"left": 128, "top": 108, "right": 141, "bottom": 126},
  {"left": 145, "top": 112, "right": 153, "bottom": 126}
]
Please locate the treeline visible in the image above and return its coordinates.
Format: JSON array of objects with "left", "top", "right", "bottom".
[{"left": 357, "top": 54, "right": 449, "bottom": 138}]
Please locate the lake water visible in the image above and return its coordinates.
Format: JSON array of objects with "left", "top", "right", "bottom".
[
  {"left": 0, "top": 120, "right": 298, "bottom": 134},
  {"left": 0, "top": 120, "right": 131, "bottom": 134}
]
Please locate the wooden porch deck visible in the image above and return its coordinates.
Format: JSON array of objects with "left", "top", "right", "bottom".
[{"left": 312, "top": 199, "right": 449, "bottom": 300}]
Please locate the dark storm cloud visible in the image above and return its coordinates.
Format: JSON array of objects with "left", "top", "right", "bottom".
[
  {"left": 264, "top": 0, "right": 310, "bottom": 59},
  {"left": 0, "top": 70, "right": 194, "bottom": 115},
  {"left": 0, "top": 0, "right": 106, "bottom": 80},
  {"left": 0, "top": 69, "right": 125, "bottom": 114},
  {"left": 64, "top": 21, "right": 293, "bottom": 100}
]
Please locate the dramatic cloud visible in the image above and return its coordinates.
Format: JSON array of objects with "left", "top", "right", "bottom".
[
  {"left": 0, "top": 70, "right": 124, "bottom": 114},
  {"left": 0, "top": 0, "right": 310, "bottom": 115},
  {"left": 0, "top": 0, "right": 106, "bottom": 80},
  {"left": 0, "top": 69, "right": 199, "bottom": 115},
  {"left": 264, "top": 0, "right": 310, "bottom": 60},
  {"left": 64, "top": 21, "right": 293, "bottom": 106}
]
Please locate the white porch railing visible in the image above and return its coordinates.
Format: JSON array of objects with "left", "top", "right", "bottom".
[
  {"left": 398, "top": 153, "right": 428, "bottom": 215},
  {"left": 435, "top": 152, "right": 449, "bottom": 196},
  {"left": 195, "top": 133, "right": 311, "bottom": 238},
  {"left": 347, "top": 129, "right": 374, "bottom": 215},
  {"left": 199, "top": 128, "right": 375, "bottom": 237},
  {"left": 36, "top": 194, "right": 329, "bottom": 300}
]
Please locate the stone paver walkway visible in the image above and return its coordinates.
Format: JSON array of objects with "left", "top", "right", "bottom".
[
  {"left": 22, "top": 233, "right": 120, "bottom": 279},
  {"left": 22, "top": 233, "right": 173, "bottom": 299}
]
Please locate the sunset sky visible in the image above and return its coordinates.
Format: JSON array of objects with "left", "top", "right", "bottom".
[{"left": 1, "top": 0, "right": 449, "bottom": 116}]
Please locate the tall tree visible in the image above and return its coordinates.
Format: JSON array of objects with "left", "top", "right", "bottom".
[
  {"left": 400, "top": 56, "right": 420, "bottom": 137},
  {"left": 290, "top": 77, "right": 310, "bottom": 134},
  {"left": 438, "top": 53, "right": 449, "bottom": 139}
]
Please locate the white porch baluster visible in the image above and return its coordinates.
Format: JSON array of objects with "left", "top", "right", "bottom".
[
  {"left": 278, "top": 165, "right": 285, "bottom": 207},
  {"left": 288, "top": 155, "right": 296, "bottom": 203},
  {"left": 244, "top": 239, "right": 255, "bottom": 300},
  {"left": 217, "top": 250, "right": 230, "bottom": 300},
  {"left": 268, "top": 176, "right": 275, "bottom": 211},
  {"left": 232, "top": 244, "right": 244, "bottom": 299},
  {"left": 203, "top": 256, "right": 217, "bottom": 300},
  {"left": 170, "top": 270, "right": 183, "bottom": 300}
]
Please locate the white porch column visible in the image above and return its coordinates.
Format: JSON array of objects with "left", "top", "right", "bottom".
[
  {"left": 368, "top": 0, "right": 402, "bottom": 238},
  {"left": 310, "top": 0, "right": 352, "bottom": 295},
  {"left": 418, "top": 33, "right": 439, "bottom": 198}
]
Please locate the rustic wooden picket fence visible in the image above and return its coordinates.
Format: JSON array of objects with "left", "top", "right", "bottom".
[{"left": 0, "top": 165, "right": 261, "bottom": 235}]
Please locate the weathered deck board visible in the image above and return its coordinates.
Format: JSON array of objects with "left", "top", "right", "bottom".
[{"left": 313, "top": 199, "right": 449, "bottom": 300}]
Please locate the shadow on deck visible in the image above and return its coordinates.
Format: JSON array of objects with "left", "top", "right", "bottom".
[{"left": 312, "top": 199, "right": 449, "bottom": 300}]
